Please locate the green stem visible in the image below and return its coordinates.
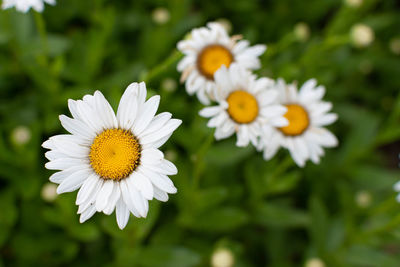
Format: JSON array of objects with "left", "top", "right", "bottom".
[
  {"left": 33, "top": 11, "right": 48, "bottom": 66},
  {"left": 141, "top": 50, "right": 183, "bottom": 83},
  {"left": 192, "top": 132, "right": 215, "bottom": 189},
  {"left": 273, "top": 154, "right": 295, "bottom": 176}
]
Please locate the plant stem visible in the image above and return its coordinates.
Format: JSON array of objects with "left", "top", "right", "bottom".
[
  {"left": 141, "top": 50, "right": 183, "bottom": 83},
  {"left": 192, "top": 132, "right": 214, "bottom": 189},
  {"left": 33, "top": 11, "right": 48, "bottom": 66}
]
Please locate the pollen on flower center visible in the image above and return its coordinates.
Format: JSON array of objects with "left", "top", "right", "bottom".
[
  {"left": 279, "top": 104, "right": 309, "bottom": 136},
  {"left": 197, "top": 44, "right": 233, "bottom": 80},
  {"left": 227, "top": 90, "right": 259, "bottom": 124},
  {"left": 89, "top": 129, "right": 141, "bottom": 181}
]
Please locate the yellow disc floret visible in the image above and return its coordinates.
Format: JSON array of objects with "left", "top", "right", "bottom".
[
  {"left": 89, "top": 129, "right": 141, "bottom": 181},
  {"left": 227, "top": 90, "right": 259, "bottom": 124},
  {"left": 197, "top": 44, "right": 233, "bottom": 80},
  {"left": 279, "top": 104, "right": 310, "bottom": 136}
]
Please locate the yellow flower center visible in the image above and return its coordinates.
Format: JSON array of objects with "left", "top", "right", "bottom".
[
  {"left": 197, "top": 44, "right": 233, "bottom": 80},
  {"left": 227, "top": 90, "right": 259, "bottom": 124},
  {"left": 89, "top": 129, "right": 141, "bottom": 181},
  {"left": 279, "top": 104, "right": 310, "bottom": 136}
]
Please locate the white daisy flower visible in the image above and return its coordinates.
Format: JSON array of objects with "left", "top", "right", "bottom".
[
  {"left": 2, "top": 0, "right": 55, "bottom": 13},
  {"left": 259, "top": 79, "right": 338, "bottom": 167},
  {"left": 199, "top": 64, "right": 288, "bottom": 147},
  {"left": 177, "top": 22, "right": 266, "bottom": 104},
  {"left": 42, "top": 82, "right": 182, "bottom": 229}
]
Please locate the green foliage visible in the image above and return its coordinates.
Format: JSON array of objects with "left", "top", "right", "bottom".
[{"left": 0, "top": 0, "right": 400, "bottom": 266}]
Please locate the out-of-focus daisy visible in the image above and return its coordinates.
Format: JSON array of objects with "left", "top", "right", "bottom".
[
  {"left": 350, "top": 23, "right": 374, "bottom": 48},
  {"left": 177, "top": 22, "right": 266, "bottom": 104},
  {"left": 11, "top": 125, "right": 31, "bottom": 145},
  {"left": 152, "top": 7, "right": 170, "bottom": 25},
  {"left": 199, "top": 64, "right": 287, "bottom": 147},
  {"left": 394, "top": 167, "right": 400, "bottom": 202},
  {"left": 294, "top": 22, "right": 311, "bottom": 42},
  {"left": 42, "top": 82, "right": 181, "bottom": 229},
  {"left": 211, "top": 248, "right": 235, "bottom": 267},
  {"left": 259, "top": 79, "right": 338, "bottom": 167},
  {"left": 2, "top": 0, "right": 55, "bottom": 13},
  {"left": 305, "top": 258, "right": 326, "bottom": 267}
]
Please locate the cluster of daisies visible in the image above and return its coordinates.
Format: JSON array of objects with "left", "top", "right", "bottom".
[{"left": 177, "top": 22, "right": 338, "bottom": 167}]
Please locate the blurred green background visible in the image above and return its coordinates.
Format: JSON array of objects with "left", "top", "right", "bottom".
[{"left": 0, "top": 0, "right": 400, "bottom": 266}]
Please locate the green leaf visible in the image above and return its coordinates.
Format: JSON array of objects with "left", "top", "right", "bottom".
[
  {"left": 252, "top": 202, "right": 309, "bottom": 228},
  {"left": 0, "top": 189, "right": 18, "bottom": 246},
  {"left": 180, "top": 207, "right": 249, "bottom": 232},
  {"left": 135, "top": 246, "right": 201, "bottom": 267}
]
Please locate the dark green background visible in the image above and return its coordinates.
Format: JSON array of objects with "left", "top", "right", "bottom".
[{"left": 0, "top": 0, "right": 400, "bottom": 266}]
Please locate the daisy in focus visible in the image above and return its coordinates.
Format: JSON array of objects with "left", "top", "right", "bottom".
[
  {"left": 258, "top": 79, "right": 338, "bottom": 167},
  {"left": 177, "top": 22, "right": 266, "bottom": 104},
  {"left": 2, "top": 0, "right": 55, "bottom": 13},
  {"left": 42, "top": 82, "right": 181, "bottom": 229},
  {"left": 199, "top": 64, "right": 288, "bottom": 147}
]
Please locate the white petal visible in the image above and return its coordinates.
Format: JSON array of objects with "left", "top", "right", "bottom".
[
  {"left": 95, "top": 180, "right": 114, "bottom": 212},
  {"left": 141, "top": 166, "right": 177, "bottom": 194},
  {"left": 129, "top": 171, "right": 154, "bottom": 200},
  {"left": 394, "top": 181, "right": 400, "bottom": 192},
  {"left": 76, "top": 174, "right": 103, "bottom": 205},
  {"left": 79, "top": 205, "right": 97, "bottom": 223},
  {"left": 199, "top": 106, "right": 222, "bottom": 118},
  {"left": 103, "top": 184, "right": 121, "bottom": 215},
  {"left": 49, "top": 165, "right": 89, "bottom": 184},
  {"left": 132, "top": 95, "right": 161, "bottom": 136},
  {"left": 141, "top": 148, "right": 164, "bottom": 164},
  {"left": 45, "top": 151, "right": 67, "bottom": 161},
  {"left": 51, "top": 138, "right": 89, "bottom": 158},
  {"left": 153, "top": 185, "right": 169, "bottom": 202},
  {"left": 117, "top": 83, "right": 139, "bottom": 130},
  {"left": 94, "top": 91, "right": 118, "bottom": 129},
  {"left": 140, "top": 119, "right": 182, "bottom": 145},
  {"left": 313, "top": 113, "right": 338, "bottom": 126},
  {"left": 57, "top": 169, "right": 92, "bottom": 194},
  {"left": 139, "top": 112, "right": 172, "bottom": 137},
  {"left": 76, "top": 100, "right": 104, "bottom": 134},
  {"left": 45, "top": 158, "right": 87, "bottom": 171},
  {"left": 126, "top": 178, "right": 148, "bottom": 217},
  {"left": 116, "top": 198, "right": 130, "bottom": 229},
  {"left": 59, "top": 115, "right": 95, "bottom": 140},
  {"left": 146, "top": 159, "right": 178, "bottom": 175},
  {"left": 120, "top": 180, "right": 141, "bottom": 218},
  {"left": 148, "top": 133, "right": 173, "bottom": 149}
]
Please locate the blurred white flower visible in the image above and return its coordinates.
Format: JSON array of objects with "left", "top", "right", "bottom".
[
  {"left": 199, "top": 64, "right": 287, "bottom": 147},
  {"left": 305, "top": 258, "right": 326, "bottom": 267},
  {"left": 211, "top": 248, "right": 234, "bottom": 267},
  {"left": 389, "top": 38, "right": 400, "bottom": 55},
  {"left": 2, "top": 0, "right": 55, "bottom": 13},
  {"left": 351, "top": 23, "right": 374, "bottom": 48},
  {"left": 42, "top": 82, "right": 181, "bottom": 229},
  {"left": 152, "top": 7, "right": 170, "bottom": 25},
  {"left": 294, "top": 22, "right": 311, "bottom": 42},
  {"left": 11, "top": 125, "right": 31, "bottom": 145},
  {"left": 355, "top": 190, "right": 372, "bottom": 208},
  {"left": 161, "top": 78, "right": 177, "bottom": 93},
  {"left": 345, "top": 0, "right": 363, "bottom": 7},
  {"left": 393, "top": 179, "right": 400, "bottom": 202},
  {"left": 41, "top": 183, "right": 58, "bottom": 202},
  {"left": 258, "top": 79, "right": 338, "bottom": 167},
  {"left": 177, "top": 22, "right": 266, "bottom": 104}
]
